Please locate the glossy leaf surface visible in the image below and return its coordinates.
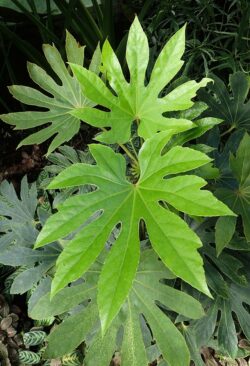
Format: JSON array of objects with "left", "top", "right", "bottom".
[
  {"left": 35, "top": 131, "right": 233, "bottom": 332},
  {"left": 70, "top": 17, "right": 211, "bottom": 144},
  {"left": 35, "top": 250, "right": 204, "bottom": 366}
]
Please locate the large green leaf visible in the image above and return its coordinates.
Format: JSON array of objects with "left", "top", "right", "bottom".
[
  {"left": 35, "top": 131, "right": 233, "bottom": 332},
  {"left": 216, "top": 133, "right": 250, "bottom": 241},
  {"left": 187, "top": 279, "right": 250, "bottom": 360},
  {"left": 199, "top": 72, "right": 250, "bottom": 132},
  {"left": 70, "top": 16, "right": 211, "bottom": 144},
  {"left": 127, "top": 250, "right": 205, "bottom": 366},
  {"left": 1, "top": 32, "right": 101, "bottom": 155},
  {"left": 34, "top": 250, "right": 204, "bottom": 366}
]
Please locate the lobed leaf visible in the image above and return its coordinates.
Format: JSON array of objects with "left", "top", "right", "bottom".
[
  {"left": 199, "top": 72, "right": 250, "bottom": 131},
  {"left": 35, "top": 250, "right": 204, "bottom": 366},
  {"left": 44, "top": 304, "right": 98, "bottom": 359},
  {"left": 1, "top": 32, "right": 101, "bottom": 155},
  {"left": 35, "top": 131, "right": 233, "bottom": 333},
  {"left": 70, "top": 16, "right": 211, "bottom": 144},
  {"left": 216, "top": 133, "right": 250, "bottom": 240}
]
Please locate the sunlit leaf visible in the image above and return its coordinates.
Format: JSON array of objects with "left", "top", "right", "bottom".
[
  {"left": 35, "top": 131, "right": 233, "bottom": 332},
  {"left": 70, "top": 17, "right": 211, "bottom": 144}
]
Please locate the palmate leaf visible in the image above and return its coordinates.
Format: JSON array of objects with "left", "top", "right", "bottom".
[
  {"left": 70, "top": 16, "right": 211, "bottom": 144},
  {"left": 0, "top": 176, "right": 60, "bottom": 294},
  {"left": 30, "top": 250, "right": 204, "bottom": 366},
  {"left": 41, "top": 144, "right": 94, "bottom": 207},
  {"left": 187, "top": 279, "right": 250, "bottom": 360},
  {"left": 216, "top": 133, "right": 250, "bottom": 241},
  {"left": 0, "top": 176, "right": 38, "bottom": 250},
  {"left": 168, "top": 101, "right": 223, "bottom": 148},
  {"left": 35, "top": 131, "right": 233, "bottom": 332},
  {"left": 199, "top": 72, "right": 250, "bottom": 132},
  {"left": 0, "top": 32, "right": 101, "bottom": 155},
  {"left": 183, "top": 303, "right": 218, "bottom": 366},
  {"left": 123, "top": 250, "right": 204, "bottom": 366}
]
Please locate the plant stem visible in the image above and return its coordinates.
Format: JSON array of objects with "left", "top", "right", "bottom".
[
  {"left": 129, "top": 139, "right": 138, "bottom": 158},
  {"left": 119, "top": 143, "right": 138, "bottom": 165},
  {"left": 136, "top": 118, "right": 143, "bottom": 149},
  {"left": 100, "top": 127, "right": 138, "bottom": 165},
  {"left": 221, "top": 125, "right": 235, "bottom": 137},
  {"left": 139, "top": 220, "right": 146, "bottom": 240}
]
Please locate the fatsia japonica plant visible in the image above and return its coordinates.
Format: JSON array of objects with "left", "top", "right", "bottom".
[
  {"left": 1, "top": 31, "right": 101, "bottom": 155},
  {"left": 1, "top": 16, "right": 236, "bottom": 366}
]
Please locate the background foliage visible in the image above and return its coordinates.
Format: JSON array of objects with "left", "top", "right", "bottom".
[{"left": 0, "top": 1, "right": 250, "bottom": 366}]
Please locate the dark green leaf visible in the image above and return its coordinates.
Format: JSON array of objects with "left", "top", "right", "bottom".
[
  {"left": 216, "top": 133, "right": 250, "bottom": 241},
  {"left": 215, "top": 216, "right": 237, "bottom": 256},
  {"left": 199, "top": 72, "right": 250, "bottom": 131}
]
